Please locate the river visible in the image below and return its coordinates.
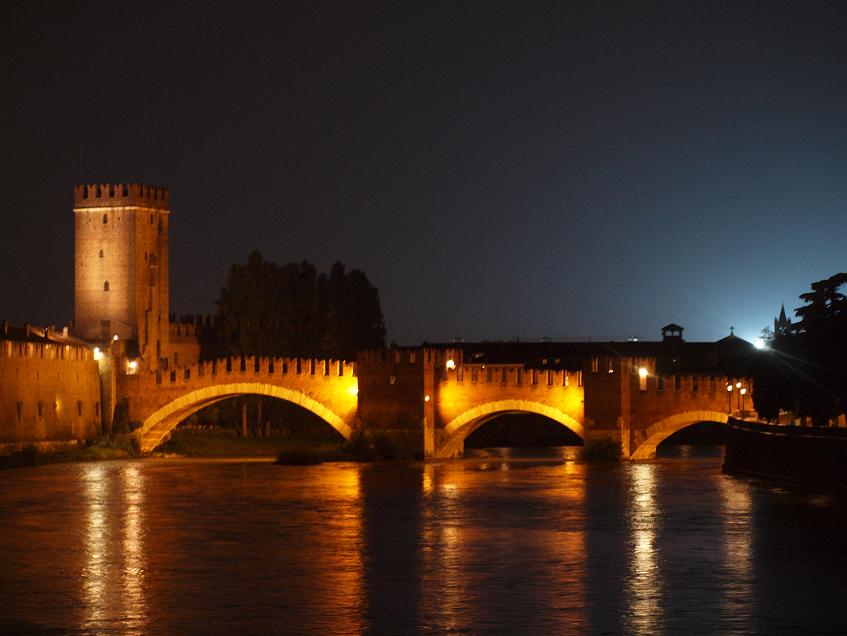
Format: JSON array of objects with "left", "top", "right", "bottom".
[{"left": 2, "top": 447, "right": 847, "bottom": 634}]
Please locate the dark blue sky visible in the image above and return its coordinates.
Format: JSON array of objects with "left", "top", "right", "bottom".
[{"left": 3, "top": 1, "right": 846, "bottom": 345}]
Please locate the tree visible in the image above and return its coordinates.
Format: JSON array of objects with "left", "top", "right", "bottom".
[
  {"left": 202, "top": 252, "right": 386, "bottom": 361},
  {"left": 754, "top": 273, "right": 847, "bottom": 425}
]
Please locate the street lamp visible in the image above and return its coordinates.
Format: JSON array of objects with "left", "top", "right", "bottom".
[
  {"left": 735, "top": 382, "right": 742, "bottom": 412},
  {"left": 727, "top": 383, "right": 733, "bottom": 414},
  {"left": 740, "top": 387, "right": 747, "bottom": 418}
]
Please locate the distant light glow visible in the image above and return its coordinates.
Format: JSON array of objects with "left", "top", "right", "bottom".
[
  {"left": 93, "top": 347, "right": 102, "bottom": 361},
  {"left": 445, "top": 359, "right": 456, "bottom": 370},
  {"left": 348, "top": 386, "right": 359, "bottom": 397},
  {"left": 126, "top": 359, "right": 138, "bottom": 374},
  {"left": 112, "top": 334, "right": 119, "bottom": 341},
  {"left": 740, "top": 388, "right": 747, "bottom": 395},
  {"left": 754, "top": 338, "right": 766, "bottom": 350},
  {"left": 727, "top": 384, "right": 733, "bottom": 392},
  {"left": 638, "top": 367, "right": 648, "bottom": 378},
  {"left": 424, "top": 395, "right": 430, "bottom": 402}
]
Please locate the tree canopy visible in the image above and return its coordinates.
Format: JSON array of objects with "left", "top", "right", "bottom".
[
  {"left": 201, "top": 251, "right": 385, "bottom": 361},
  {"left": 753, "top": 273, "right": 847, "bottom": 424}
]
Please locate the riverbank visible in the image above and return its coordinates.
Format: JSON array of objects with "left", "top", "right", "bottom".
[{"left": 0, "top": 436, "right": 136, "bottom": 470}]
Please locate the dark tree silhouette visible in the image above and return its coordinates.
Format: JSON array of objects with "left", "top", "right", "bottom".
[
  {"left": 201, "top": 251, "right": 385, "bottom": 361},
  {"left": 753, "top": 273, "right": 847, "bottom": 424}
]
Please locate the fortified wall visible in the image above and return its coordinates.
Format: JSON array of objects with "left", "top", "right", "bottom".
[{"left": 0, "top": 322, "right": 101, "bottom": 451}]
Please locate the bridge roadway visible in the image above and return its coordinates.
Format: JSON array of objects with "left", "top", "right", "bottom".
[{"left": 118, "top": 349, "right": 749, "bottom": 459}]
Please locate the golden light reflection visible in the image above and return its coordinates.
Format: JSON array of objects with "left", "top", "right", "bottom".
[
  {"left": 626, "top": 463, "right": 662, "bottom": 634},
  {"left": 81, "top": 463, "right": 148, "bottom": 635},
  {"left": 419, "top": 461, "right": 588, "bottom": 632},
  {"left": 718, "top": 476, "right": 753, "bottom": 620},
  {"left": 82, "top": 464, "right": 108, "bottom": 632},
  {"left": 120, "top": 465, "right": 146, "bottom": 633}
]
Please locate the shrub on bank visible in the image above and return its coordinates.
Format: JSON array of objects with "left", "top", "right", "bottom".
[
  {"left": 582, "top": 438, "right": 622, "bottom": 462},
  {"left": 0, "top": 436, "right": 137, "bottom": 470}
]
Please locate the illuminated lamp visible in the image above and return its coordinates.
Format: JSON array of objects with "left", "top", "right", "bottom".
[{"left": 445, "top": 359, "right": 456, "bottom": 370}]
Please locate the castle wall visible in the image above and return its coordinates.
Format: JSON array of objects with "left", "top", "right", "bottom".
[
  {"left": 0, "top": 329, "right": 101, "bottom": 451},
  {"left": 168, "top": 322, "right": 201, "bottom": 367}
]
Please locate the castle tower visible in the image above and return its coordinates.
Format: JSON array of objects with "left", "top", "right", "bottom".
[{"left": 73, "top": 183, "right": 170, "bottom": 370}]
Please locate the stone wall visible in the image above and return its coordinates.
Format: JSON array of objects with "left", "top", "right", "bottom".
[{"left": 0, "top": 327, "right": 101, "bottom": 451}]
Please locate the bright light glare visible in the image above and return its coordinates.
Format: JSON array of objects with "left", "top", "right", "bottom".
[
  {"left": 445, "top": 359, "right": 456, "bottom": 370},
  {"left": 638, "top": 367, "right": 648, "bottom": 378},
  {"left": 127, "top": 360, "right": 138, "bottom": 372},
  {"left": 93, "top": 347, "right": 102, "bottom": 361},
  {"left": 424, "top": 395, "right": 430, "bottom": 402},
  {"left": 348, "top": 386, "right": 359, "bottom": 397},
  {"left": 754, "top": 338, "right": 766, "bottom": 350},
  {"left": 726, "top": 384, "right": 733, "bottom": 392},
  {"left": 740, "top": 388, "right": 747, "bottom": 395},
  {"left": 112, "top": 334, "right": 119, "bottom": 341}
]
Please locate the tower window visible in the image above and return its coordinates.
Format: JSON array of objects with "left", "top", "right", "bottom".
[
  {"left": 103, "top": 214, "right": 108, "bottom": 224},
  {"left": 104, "top": 281, "right": 110, "bottom": 292},
  {"left": 99, "top": 250, "right": 104, "bottom": 258}
]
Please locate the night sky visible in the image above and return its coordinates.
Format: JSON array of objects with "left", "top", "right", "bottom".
[{"left": 4, "top": 2, "right": 846, "bottom": 345}]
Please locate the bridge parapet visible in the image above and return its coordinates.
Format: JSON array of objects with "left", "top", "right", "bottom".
[
  {"left": 626, "top": 371, "right": 753, "bottom": 459},
  {"left": 119, "top": 355, "right": 359, "bottom": 452}
]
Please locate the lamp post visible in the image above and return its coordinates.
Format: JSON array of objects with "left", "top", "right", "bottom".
[
  {"left": 740, "top": 387, "right": 747, "bottom": 418},
  {"left": 735, "top": 381, "right": 742, "bottom": 412},
  {"left": 727, "top": 383, "right": 733, "bottom": 415}
]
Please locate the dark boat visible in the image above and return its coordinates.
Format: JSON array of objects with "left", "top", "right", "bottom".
[{"left": 723, "top": 418, "right": 847, "bottom": 487}]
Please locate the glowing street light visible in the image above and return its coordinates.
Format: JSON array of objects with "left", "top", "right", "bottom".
[
  {"left": 93, "top": 347, "right": 102, "bottom": 361},
  {"left": 126, "top": 359, "right": 138, "bottom": 374},
  {"left": 638, "top": 367, "right": 648, "bottom": 378},
  {"left": 727, "top": 383, "right": 733, "bottom": 414},
  {"left": 445, "top": 359, "right": 456, "bottom": 370},
  {"left": 740, "top": 387, "right": 747, "bottom": 417}
]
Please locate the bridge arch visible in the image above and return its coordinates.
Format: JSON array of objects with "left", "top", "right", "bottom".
[
  {"left": 630, "top": 410, "right": 729, "bottom": 460},
  {"left": 436, "top": 399, "right": 584, "bottom": 459},
  {"left": 135, "top": 382, "right": 354, "bottom": 452}
]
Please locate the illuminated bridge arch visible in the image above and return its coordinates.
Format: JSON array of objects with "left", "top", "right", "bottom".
[
  {"left": 630, "top": 410, "right": 729, "bottom": 460},
  {"left": 135, "top": 382, "right": 353, "bottom": 452},
  {"left": 435, "top": 399, "right": 585, "bottom": 459}
]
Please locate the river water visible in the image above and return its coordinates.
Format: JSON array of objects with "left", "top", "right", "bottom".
[{"left": 2, "top": 447, "right": 847, "bottom": 634}]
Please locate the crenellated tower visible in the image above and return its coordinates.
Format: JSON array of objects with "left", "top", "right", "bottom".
[{"left": 73, "top": 183, "right": 170, "bottom": 370}]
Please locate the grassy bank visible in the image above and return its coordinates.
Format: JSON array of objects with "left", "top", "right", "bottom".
[
  {"left": 157, "top": 427, "right": 347, "bottom": 460},
  {"left": 0, "top": 436, "right": 137, "bottom": 470}
]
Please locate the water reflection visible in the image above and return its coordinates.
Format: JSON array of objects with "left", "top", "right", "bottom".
[
  {"left": 626, "top": 463, "right": 662, "bottom": 634},
  {"left": 718, "top": 475, "right": 753, "bottom": 628},
  {"left": 420, "top": 456, "right": 588, "bottom": 633},
  {"left": 81, "top": 464, "right": 109, "bottom": 632},
  {"left": 4, "top": 455, "right": 847, "bottom": 633},
  {"left": 121, "top": 465, "right": 146, "bottom": 633},
  {"left": 81, "top": 463, "right": 148, "bottom": 634}
]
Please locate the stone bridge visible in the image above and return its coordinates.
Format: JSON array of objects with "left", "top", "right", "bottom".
[
  {"left": 117, "top": 348, "right": 751, "bottom": 459},
  {"left": 120, "top": 356, "right": 358, "bottom": 452}
]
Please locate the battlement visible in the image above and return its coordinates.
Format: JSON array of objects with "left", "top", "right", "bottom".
[
  {"left": 169, "top": 315, "right": 212, "bottom": 338},
  {"left": 74, "top": 183, "right": 169, "bottom": 210}
]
